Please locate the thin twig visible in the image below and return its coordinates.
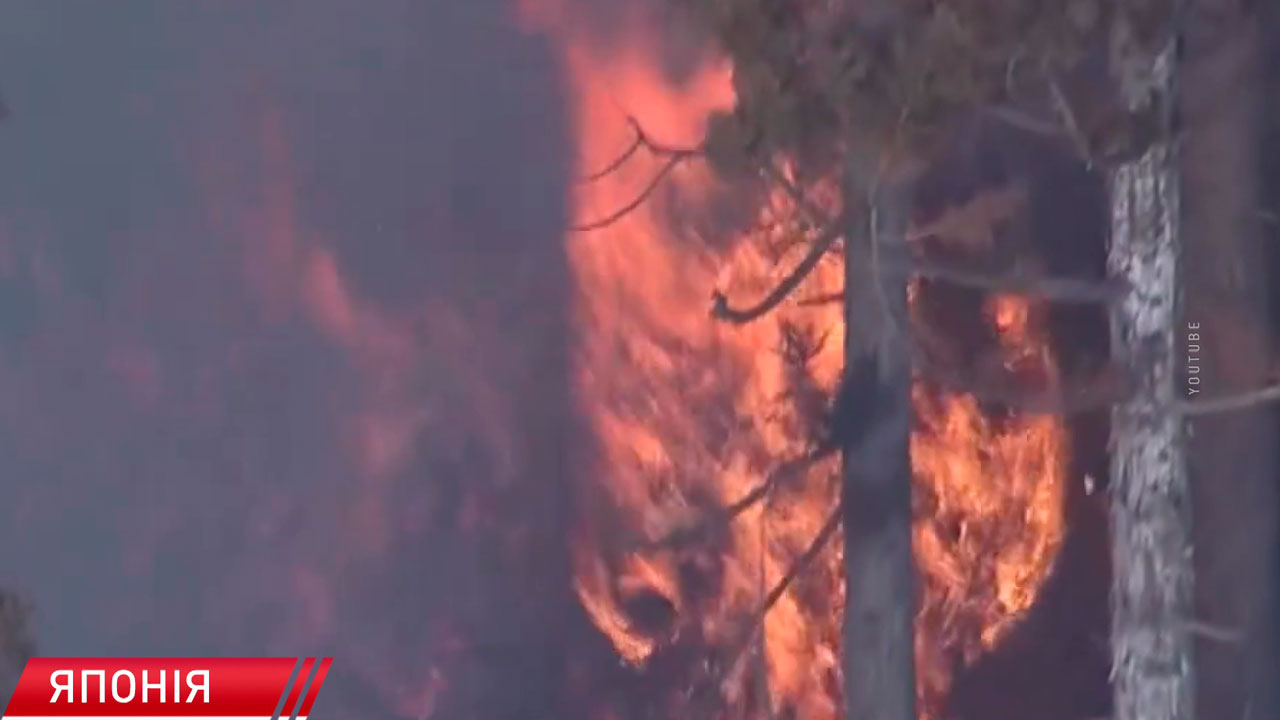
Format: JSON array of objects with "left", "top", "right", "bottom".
[
  {"left": 750, "top": 501, "right": 841, "bottom": 624},
  {"left": 986, "top": 105, "right": 1065, "bottom": 137},
  {"left": 571, "top": 154, "right": 692, "bottom": 232},
  {"left": 636, "top": 451, "right": 832, "bottom": 551},
  {"left": 803, "top": 260, "right": 1124, "bottom": 307},
  {"left": 717, "top": 502, "right": 843, "bottom": 694},
  {"left": 753, "top": 497, "right": 778, "bottom": 720},
  {"left": 579, "top": 117, "right": 647, "bottom": 183},
  {"left": 1180, "top": 617, "right": 1240, "bottom": 645},
  {"left": 1047, "top": 74, "right": 1094, "bottom": 168},
  {"left": 712, "top": 212, "right": 848, "bottom": 325},
  {"left": 1178, "top": 381, "right": 1280, "bottom": 415},
  {"left": 570, "top": 115, "right": 702, "bottom": 233},
  {"left": 908, "top": 258, "right": 1126, "bottom": 303}
]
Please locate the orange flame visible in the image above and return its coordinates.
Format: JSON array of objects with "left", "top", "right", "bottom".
[{"left": 534, "top": 8, "right": 1068, "bottom": 719}]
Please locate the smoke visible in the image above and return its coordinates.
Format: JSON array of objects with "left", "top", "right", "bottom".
[{"left": 0, "top": 1, "right": 576, "bottom": 717}]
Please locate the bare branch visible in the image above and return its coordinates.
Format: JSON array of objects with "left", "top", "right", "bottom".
[
  {"left": 715, "top": 502, "right": 843, "bottom": 697},
  {"left": 750, "top": 500, "right": 841, "bottom": 623},
  {"left": 708, "top": 162, "right": 847, "bottom": 325},
  {"left": 908, "top": 258, "right": 1126, "bottom": 303},
  {"left": 1048, "top": 74, "right": 1094, "bottom": 168},
  {"left": 906, "top": 184, "right": 1027, "bottom": 252},
  {"left": 711, "top": 212, "right": 847, "bottom": 325},
  {"left": 637, "top": 449, "right": 833, "bottom": 551},
  {"left": 571, "top": 154, "right": 691, "bottom": 232},
  {"left": 578, "top": 120, "right": 646, "bottom": 183},
  {"left": 570, "top": 115, "right": 702, "bottom": 233},
  {"left": 1179, "top": 618, "right": 1240, "bottom": 645},
  {"left": 986, "top": 105, "right": 1065, "bottom": 137},
  {"left": 1178, "top": 381, "right": 1280, "bottom": 415},
  {"left": 806, "top": 260, "right": 1124, "bottom": 308},
  {"left": 752, "top": 507, "right": 778, "bottom": 720}
]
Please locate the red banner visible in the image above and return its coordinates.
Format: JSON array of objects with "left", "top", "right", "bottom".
[{"left": 3, "top": 658, "right": 331, "bottom": 720}]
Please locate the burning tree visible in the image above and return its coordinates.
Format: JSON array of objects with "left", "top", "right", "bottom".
[
  {"left": 566, "top": 1, "right": 1280, "bottom": 719},
  {"left": 686, "top": 4, "right": 1125, "bottom": 720}
]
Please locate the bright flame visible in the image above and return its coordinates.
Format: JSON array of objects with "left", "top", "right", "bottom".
[
  {"left": 536, "top": 7, "right": 1068, "bottom": 719},
  {"left": 912, "top": 295, "right": 1068, "bottom": 714}
]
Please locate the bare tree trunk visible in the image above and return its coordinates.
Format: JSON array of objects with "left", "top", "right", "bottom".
[
  {"left": 1105, "top": 10, "right": 1194, "bottom": 720},
  {"left": 1181, "top": 2, "right": 1279, "bottom": 717},
  {"left": 841, "top": 174, "right": 917, "bottom": 720}
]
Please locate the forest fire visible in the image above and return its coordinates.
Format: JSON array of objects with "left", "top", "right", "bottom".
[
  {"left": 4, "top": 4, "right": 1277, "bottom": 720},
  {"left": 533, "top": 3, "right": 1070, "bottom": 719}
]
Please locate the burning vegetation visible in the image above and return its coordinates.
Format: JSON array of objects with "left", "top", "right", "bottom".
[
  {"left": 3, "top": 3, "right": 1278, "bottom": 720},
  {"left": 532, "top": 3, "right": 1073, "bottom": 718}
]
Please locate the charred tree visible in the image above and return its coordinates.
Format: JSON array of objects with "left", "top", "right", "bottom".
[
  {"left": 840, "top": 173, "right": 917, "bottom": 720},
  {"left": 1103, "top": 5, "right": 1194, "bottom": 720}
]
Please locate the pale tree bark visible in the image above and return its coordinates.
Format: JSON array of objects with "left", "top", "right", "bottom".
[
  {"left": 840, "top": 165, "right": 917, "bottom": 720},
  {"left": 1105, "top": 8, "right": 1194, "bottom": 720}
]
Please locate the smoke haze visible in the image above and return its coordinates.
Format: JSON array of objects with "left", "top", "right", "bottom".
[{"left": 0, "top": 2, "right": 577, "bottom": 717}]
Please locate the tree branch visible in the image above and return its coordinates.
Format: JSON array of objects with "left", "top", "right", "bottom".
[
  {"left": 751, "top": 500, "right": 841, "bottom": 625},
  {"left": 1178, "top": 381, "right": 1280, "bottom": 415},
  {"left": 1179, "top": 617, "right": 1240, "bottom": 645},
  {"left": 711, "top": 211, "right": 848, "bottom": 325},
  {"left": 805, "top": 259, "right": 1124, "bottom": 307},
  {"left": 570, "top": 116, "right": 702, "bottom": 233},
  {"left": 571, "top": 154, "right": 691, "bottom": 232},
  {"left": 1047, "top": 73, "right": 1095, "bottom": 168},
  {"left": 752, "top": 507, "right": 778, "bottom": 720},
  {"left": 636, "top": 449, "right": 834, "bottom": 551},
  {"left": 986, "top": 104, "right": 1066, "bottom": 137},
  {"left": 908, "top": 258, "right": 1126, "bottom": 303},
  {"left": 715, "top": 502, "right": 843, "bottom": 696},
  {"left": 579, "top": 128, "right": 645, "bottom": 183}
]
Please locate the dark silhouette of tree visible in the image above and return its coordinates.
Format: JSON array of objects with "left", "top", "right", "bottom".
[{"left": 0, "top": 590, "right": 35, "bottom": 703}]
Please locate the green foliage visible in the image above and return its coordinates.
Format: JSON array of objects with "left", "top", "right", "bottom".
[{"left": 682, "top": 0, "right": 1114, "bottom": 176}]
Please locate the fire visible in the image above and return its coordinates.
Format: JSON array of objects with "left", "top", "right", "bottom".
[
  {"left": 912, "top": 295, "right": 1068, "bottom": 714},
  {"left": 533, "top": 5, "right": 1069, "bottom": 719}
]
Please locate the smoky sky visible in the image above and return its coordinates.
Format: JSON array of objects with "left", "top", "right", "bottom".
[{"left": 0, "top": 1, "right": 574, "bottom": 718}]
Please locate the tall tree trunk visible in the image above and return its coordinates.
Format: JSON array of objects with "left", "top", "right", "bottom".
[
  {"left": 1105, "top": 9, "right": 1194, "bottom": 720},
  {"left": 841, "top": 172, "right": 917, "bottom": 720},
  {"left": 1181, "top": 1, "right": 1279, "bottom": 717}
]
